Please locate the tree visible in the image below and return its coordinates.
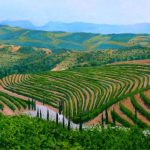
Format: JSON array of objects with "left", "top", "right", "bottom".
[
  {"left": 79, "top": 112, "right": 83, "bottom": 132},
  {"left": 112, "top": 108, "right": 116, "bottom": 126},
  {"left": 27, "top": 98, "right": 31, "bottom": 110},
  {"left": 105, "top": 108, "right": 108, "bottom": 125},
  {"left": 101, "top": 113, "right": 104, "bottom": 128},
  {"left": 36, "top": 109, "right": 39, "bottom": 118},
  {"left": 47, "top": 109, "right": 49, "bottom": 121},
  {"left": 59, "top": 101, "right": 64, "bottom": 114},
  {"left": 135, "top": 108, "right": 137, "bottom": 125},
  {"left": 56, "top": 113, "right": 58, "bottom": 125},
  {"left": 40, "top": 110, "right": 42, "bottom": 119},
  {"left": 68, "top": 106, "right": 71, "bottom": 130},
  {"left": 63, "top": 116, "right": 65, "bottom": 128}
]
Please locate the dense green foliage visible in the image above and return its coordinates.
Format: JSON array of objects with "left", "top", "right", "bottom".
[
  {"left": 0, "top": 45, "right": 65, "bottom": 78},
  {"left": 0, "top": 114, "right": 149, "bottom": 150},
  {"left": 73, "top": 49, "right": 150, "bottom": 67}
]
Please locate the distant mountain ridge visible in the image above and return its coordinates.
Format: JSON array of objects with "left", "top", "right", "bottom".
[{"left": 0, "top": 20, "right": 150, "bottom": 34}]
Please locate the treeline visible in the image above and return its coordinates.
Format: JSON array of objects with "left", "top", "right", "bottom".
[{"left": 75, "top": 48, "right": 150, "bottom": 67}]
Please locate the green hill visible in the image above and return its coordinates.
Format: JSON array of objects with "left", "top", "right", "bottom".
[
  {"left": 0, "top": 43, "right": 150, "bottom": 78},
  {"left": 0, "top": 25, "right": 149, "bottom": 51}
]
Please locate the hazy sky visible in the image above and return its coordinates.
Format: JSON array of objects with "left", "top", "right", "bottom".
[{"left": 0, "top": 0, "right": 150, "bottom": 25}]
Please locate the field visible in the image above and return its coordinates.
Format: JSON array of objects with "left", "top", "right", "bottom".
[{"left": 0, "top": 64, "right": 150, "bottom": 128}]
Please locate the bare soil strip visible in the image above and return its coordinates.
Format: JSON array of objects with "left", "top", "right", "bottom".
[
  {"left": 112, "top": 59, "right": 150, "bottom": 65},
  {"left": 135, "top": 94, "right": 150, "bottom": 113},
  {"left": 144, "top": 90, "right": 150, "bottom": 98}
]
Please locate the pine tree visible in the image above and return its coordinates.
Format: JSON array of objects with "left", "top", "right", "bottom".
[
  {"left": 112, "top": 108, "right": 116, "bottom": 126},
  {"left": 68, "top": 106, "right": 71, "bottom": 130},
  {"left": 37, "top": 109, "right": 39, "bottom": 118},
  {"left": 31, "top": 99, "right": 34, "bottom": 110},
  {"left": 40, "top": 110, "right": 42, "bottom": 119},
  {"left": 105, "top": 108, "right": 108, "bottom": 125},
  {"left": 63, "top": 116, "right": 65, "bottom": 128},
  {"left": 68, "top": 117, "right": 70, "bottom": 130},
  {"left": 135, "top": 108, "right": 137, "bottom": 125},
  {"left": 101, "top": 113, "right": 104, "bottom": 128},
  {"left": 56, "top": 113, "right": 58, "bottom": 125},
  {"left": 59, "top": 101, "right": 61, "bottom": 114},
  {"left": 34, "top": 100, "right": 36, "bottom": 110},
  {"left": 79, "top": 113, "right": 83, "bottom": 132},
  {"left": 47, "top": 109, "right": 49, "bottom": 121},
  {"left": 28, "top": 98, "right": 31, "bottom": 110}
]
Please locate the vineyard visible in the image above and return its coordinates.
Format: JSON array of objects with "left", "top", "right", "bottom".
[
  {"left": 0, "top": 64, "right": 149, "bottom": 127},
  {"left": 0, "top": 91, "right": 28, "bottom": 115}
]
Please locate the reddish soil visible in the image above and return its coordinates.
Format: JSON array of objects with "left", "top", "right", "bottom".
[
  {"left": 135, "top": 94, "right": 150, "bottom": 113},
  {"left": 11, "top": 45, "right": 21, "bottom": 52},
  {"left": 144, "top": 90, "right": 150, "bottom": 98},
  {"left": 0, "top": 101, "right": 14, "bottom": 115},
  {"left": 85, "top": 94, "right": 150, "bottom": 126},
  {"left": 123, "top": 96, "right": 150, "bottom": 126},
  {"left": 112, "top": 59, "right": 150, "bottom": 65},
  {"left": 122, "top": 97, "right": 135, "bottom": 112},
  {"left": 85, "top": 114, "right": 101, "bottom": 126}
]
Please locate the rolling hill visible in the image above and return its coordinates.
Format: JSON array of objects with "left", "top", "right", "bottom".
[
  {"left": 0, "top": 25, "right": 150, "bottom": 51},
  {"left": 0, "top": 43, "right": 150, "bottom": 78}
]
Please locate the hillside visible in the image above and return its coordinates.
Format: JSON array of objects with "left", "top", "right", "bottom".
[
  {"left": 0, "top": 25, "right": 150, "bottom": 51},
  {"left": 0, "top": 43, "right": 150, "bottom": 78},
  {"left": 0, "top": 44, "right": 67, "bottom": 78},
  {"left": 1, "top": 64, "right": 150, "bottom": 127}
]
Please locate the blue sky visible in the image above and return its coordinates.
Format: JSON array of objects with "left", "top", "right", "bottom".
[{"left": 0, "top": 0, "right": 149, "bottom": 25}]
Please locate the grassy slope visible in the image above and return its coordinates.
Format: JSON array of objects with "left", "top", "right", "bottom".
[{"left": 0, "top": 25, "right": 150, "bottom": 51}]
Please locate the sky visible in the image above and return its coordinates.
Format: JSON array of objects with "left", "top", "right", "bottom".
[{"left": 0, "top": 0, "right": 150, "bottom": 25}]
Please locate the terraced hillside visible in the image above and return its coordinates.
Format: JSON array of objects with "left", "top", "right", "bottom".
[
  {"left": 0, "top": 25, "right": 149, "bottom": 51},
  {"left": 0, "top": 90, "right": 28, "bottom": 115},
  {"left": 0, "top": 64, "right": 150, "bottom": 127}
]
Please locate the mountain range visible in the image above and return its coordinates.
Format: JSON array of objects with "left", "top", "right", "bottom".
[
  {"left": 0, "top": 25, "right": 149, "bottom": 51},
  {"left": 0, "top": 20, "right": 150, "bottom": 34}
]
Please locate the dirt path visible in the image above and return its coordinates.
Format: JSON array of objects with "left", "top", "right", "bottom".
[
  {"left": 144, "top": 90, "right": 150, "bottom": 98},
  {"left": 135, "top": 94, "right": 150, "bottom": 113},
  {"left": 112, "top": 59, "right": 150, "bottom": 65}
]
